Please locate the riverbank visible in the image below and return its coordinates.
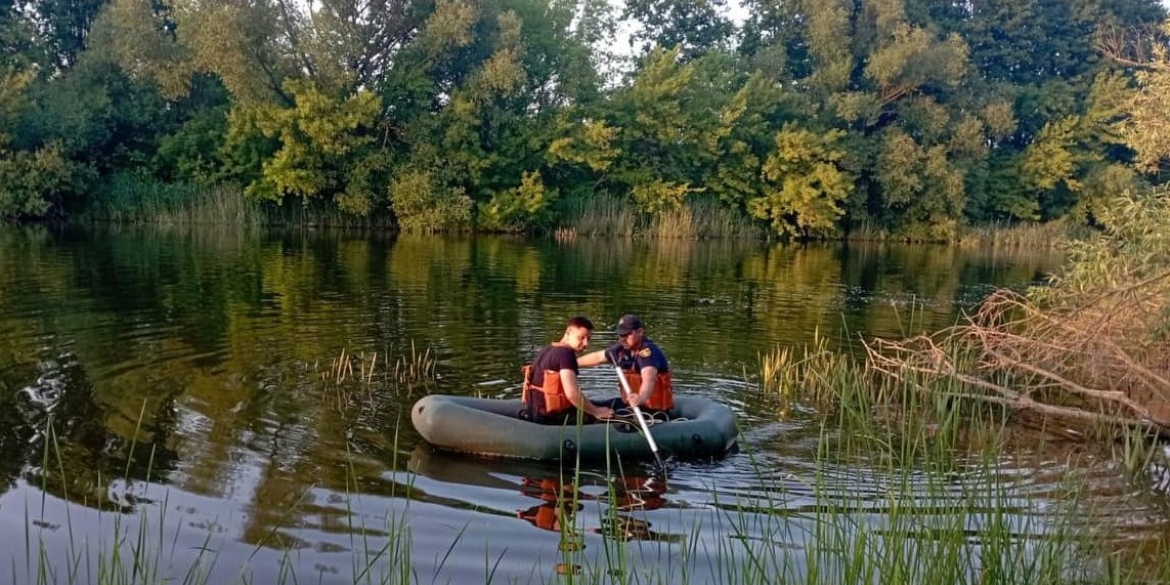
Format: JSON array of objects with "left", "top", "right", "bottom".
[{"left": 23, "top": 175, "right": 1079, "bottom": 247}]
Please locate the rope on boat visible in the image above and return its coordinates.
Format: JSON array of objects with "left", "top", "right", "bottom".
[{"left": 609, "top": 408, "right": 686, "bottom": 429}]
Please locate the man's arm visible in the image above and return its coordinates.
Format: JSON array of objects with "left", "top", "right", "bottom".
[
  {"left": 576, "top": 350, "right": 608, "bottom": 367},
  {"left": 631, "top": 366, "right": 658, "bottom": 407},
  {"left": 560, "top": 368, "right": 613, "bottom": 419},
  {"left": 578, "top": 343, "right": 622, "bottom": 367}
]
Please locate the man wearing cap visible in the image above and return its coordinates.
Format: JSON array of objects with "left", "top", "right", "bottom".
[{"left": 579, "top": 314, "right": 674, "bottom": 414}]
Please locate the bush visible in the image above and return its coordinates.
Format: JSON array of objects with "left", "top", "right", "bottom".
[
  {"left": 0, "top": 143, "right": 92, "bottom": 220},
  {"left": 388, "top": 169, "right": 472, "bottom": 233},
  {"left": 476, "top": 170, "right": 556, "bottom": 233}
]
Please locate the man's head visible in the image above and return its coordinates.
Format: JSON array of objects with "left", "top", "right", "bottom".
[
  {"left": 563, "top": 316, "right": 594, "bottom": 351},
  {"left": 616, "top": 314, "right": 644, "bottom": 348}
]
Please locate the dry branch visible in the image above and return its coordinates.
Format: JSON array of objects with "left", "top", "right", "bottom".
[{"left": 862, "top": 280, "right": 1170, "bottom": 435}]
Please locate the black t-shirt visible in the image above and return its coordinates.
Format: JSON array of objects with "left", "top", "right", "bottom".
[
  {"left": 531, "top": 344, "right": 579, "bottom": 386},
  {"left": 528, "top": 345, "right": 580, "bottom": 419}
]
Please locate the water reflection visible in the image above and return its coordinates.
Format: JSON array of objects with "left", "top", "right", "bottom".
[
  {"left": 408, "top": 445, "right": 684, "bottom": 545},
  {"left": 516, "top": 470, "right": 678, "bottom": 543}
]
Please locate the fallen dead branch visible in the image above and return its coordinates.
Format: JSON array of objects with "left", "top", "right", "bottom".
[{"left": 863, "top": 269, "right": 1170, "bottom": 435}]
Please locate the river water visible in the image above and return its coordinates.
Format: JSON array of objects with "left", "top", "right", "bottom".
[{"left": 0, "top": 224, "right": 1166, "bottom": 584}]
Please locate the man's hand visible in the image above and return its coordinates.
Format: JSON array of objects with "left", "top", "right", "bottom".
[{"left": 593, "top": 406, "right": 615, "bottom": 420}]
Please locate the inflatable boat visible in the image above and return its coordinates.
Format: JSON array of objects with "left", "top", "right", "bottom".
[{"left": 410, "top": 394, "right": 738, "bottom": 461}]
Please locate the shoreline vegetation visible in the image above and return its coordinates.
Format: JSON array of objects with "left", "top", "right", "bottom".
[
  {"left": 3, "top": 2, "right": 1169, "bottom": 243},
  {"left": 54, "top": 174, "right": 1080, "bottom": 248}
]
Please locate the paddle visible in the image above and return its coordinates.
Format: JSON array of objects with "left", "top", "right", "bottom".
[{"left": 609, "top": 354, "right": 666, "bottom": 472}]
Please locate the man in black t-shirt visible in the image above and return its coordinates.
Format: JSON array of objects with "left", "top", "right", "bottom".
[{"left": 522, "top": 316, "right": 617, "bottom": 424}]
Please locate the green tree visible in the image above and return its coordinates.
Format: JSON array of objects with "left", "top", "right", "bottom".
[
  {"left": 244, "top": 79, "right": 389, "bottom": 215},
  {"left": 699, "top": 72, "right": 786, "bottom": 213},
  {"left": 603, "top": 47, "right": 713, "bottom": 213},
  {"left": 961, "top": 0, "right": 1164, "bottom": 85},
  {"left": 151, "top": 76, "right": 233, "bottom": 184},
  {"left": 1102, "top": 20, "right": 1170, "bottom": 174},
  {"left": 0, "top": 142, "right": 86, "bottom": 218},
  {"left": 1015, "top": 71, "right": 1137, "bottom": 219},
  {"left": 477, "top": 169, "right": 556, "bottom": 232},
  {"left": 875, "top": 127, "right": 966, "bottom": 239},
  {"left": 27, "top": 0, "right": 110, "bottom": 71},
  {"left": 750, "top": 124, "right": 852, "bottom": 238},
  {"left": 389, "top": 169, "right": 472, "bottom": 233},
  {"left": 385, "top": 0, "right": 609, "bottom": 229},
  {"left": 1, "top": 66, "right": 88, "bottom": 218},
  {"left": 623, "top": 0, "right": 735, "bottom": 61}
]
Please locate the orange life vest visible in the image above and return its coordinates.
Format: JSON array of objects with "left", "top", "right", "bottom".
[
  {"left": 521, "top": 363, "right": 573, "bottom": 417},
  {"left": 618, "top": 368, "right": 673, "bottom": 411},
  {"left": 518, "top": 504, "right": 560, "bottom": 531}
]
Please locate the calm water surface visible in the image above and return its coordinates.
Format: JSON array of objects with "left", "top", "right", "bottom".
[{"left": 0, "top": 224, "right": 1166, "bottom": 583}]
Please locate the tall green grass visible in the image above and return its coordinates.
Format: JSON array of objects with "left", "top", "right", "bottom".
[
  {"left": 263, "top": 200, "right": 396, "bottom": 231},
  {"left": 555, "top": 193, "right": 639, "bottom": 238},
  {"left": 80, "top": 174, "right": 398, "bottom": 230},
  {"left": 846, "top": 219, "right": 1077, "bottom": 249},
  {"left": 556, "top": 194, "right": 763, "bottom": 240},
  {"left": 649, "top": 198, "right": 765, "bottom": 240},
  {"left": 82, "top": 175, "right": 263, "bottom": 228},
  {"left": 955, "top": 219, "right": 1080, "bottom": 249},
  {"left": 77, "top": 175, "right": 1082, "bottom": 249}
]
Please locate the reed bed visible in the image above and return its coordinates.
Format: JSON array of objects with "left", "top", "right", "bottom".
[
  {"left": 85, "top": 175, "right": 263, "bottom": 227},
  {"left": 316, "top": 342, "right": 438, "bottom": 414},
  {"left": 649, "top": 198, "right": 764, "bottom": 240},
  {"left": 846, "top": 219, "right": 1074, "bottom": 249},
  {"left": 955, "top": 219, "right": 1076, "bottom": 249},
  {"left": 555, "top": 193, "right": 639, "bottom": 238},
  {"left": 557, "top": 194, "right": 762, "bottom": 240},
  {"left": 81, "top": 174, "right": 402, "bottom": 230},
  {"left": 78, "top": 177, "right": 1079, "bottom": 248},
  {"left": 263, "top": 201, "right": 397, "bottom": 231},
  {"left": 320, "top": 343, "right": 437, "bottom": 386}
]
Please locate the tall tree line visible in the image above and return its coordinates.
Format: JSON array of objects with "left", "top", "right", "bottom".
[{"left": 1, "top": 0, "right": 1167, "bottom": 238}]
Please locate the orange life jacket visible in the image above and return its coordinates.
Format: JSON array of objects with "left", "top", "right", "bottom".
[
  {"left": 521, "top": 363, "right": 573, "bottom": 417},
  {"left": 618, "top": 368, "right": 673, "bottom": 411},
  {"left": 518, "top": 504, "right": 560, "bottom": 531}
]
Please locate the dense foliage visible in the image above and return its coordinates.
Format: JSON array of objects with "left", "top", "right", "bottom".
[{"left": 1, "top": 0, "right": 1167, "bottom": 237}]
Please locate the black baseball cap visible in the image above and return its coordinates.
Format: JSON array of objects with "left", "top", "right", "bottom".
[{"left": 615, "top": 314, "right": 644, "bottom": 335}]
